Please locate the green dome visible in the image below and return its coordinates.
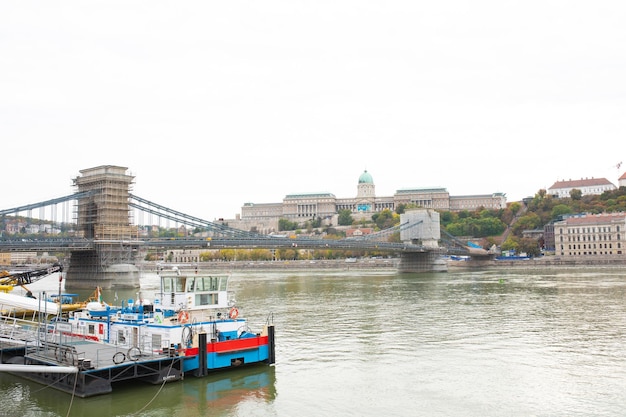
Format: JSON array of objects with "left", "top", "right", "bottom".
[{"left": 358, "top": 170, "right": 374, "bottom": 184}]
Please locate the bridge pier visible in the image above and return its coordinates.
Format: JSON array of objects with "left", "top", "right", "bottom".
[
  {"left": 398, "top": 251, "right": 448, "bottom": 273},
  {"left": 65, "top": 246, "right": 141, "bottom": 290}
]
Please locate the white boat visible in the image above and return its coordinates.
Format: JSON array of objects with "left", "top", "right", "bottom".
[
  {"left": 0, "top": 292, "right": 60, "bottom": 315},
  {"left": 60, "top": 267, "right": 275, "bottom": 372}
]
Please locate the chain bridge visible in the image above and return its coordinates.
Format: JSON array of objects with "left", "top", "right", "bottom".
[{"left": 0, "top": 166, "right": 488, "bottom": 288}]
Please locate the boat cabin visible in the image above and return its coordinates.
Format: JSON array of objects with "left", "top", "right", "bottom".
[{"left": 156, "top": 269, "right": 231, "bottom": 311}]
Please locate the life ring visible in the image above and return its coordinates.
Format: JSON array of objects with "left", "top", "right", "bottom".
[
  {"left": 178, "top": 310, "right": 190, "bottom": 324},
  {"left": 113, "top": 351, "right": 126, "bottom": 364},
  {"left": 229, "top": 307, "right": 239, "bottom": 319},
  {"left": 127, "top": 347, "right": 141, "bottom": 361}
]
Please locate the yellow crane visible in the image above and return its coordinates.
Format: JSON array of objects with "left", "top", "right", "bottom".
[{"left": 0, "top": 263, "right": 63, "bottom": 295}]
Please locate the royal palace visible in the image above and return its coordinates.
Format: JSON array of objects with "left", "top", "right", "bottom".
[{"left": 225, "top": 170, "right": 506, "bottom": 234}]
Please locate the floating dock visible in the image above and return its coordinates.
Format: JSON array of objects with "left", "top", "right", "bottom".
[{"left": 0, "top": 315, "right": 274, "bottom": 397}]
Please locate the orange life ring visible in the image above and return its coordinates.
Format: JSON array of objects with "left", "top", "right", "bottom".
[
  {"left": 178, "top": 310, "right": 190, "bottom": 324},
  {"left": 229, "top": 307, "right": 239, "bottom": 319}
]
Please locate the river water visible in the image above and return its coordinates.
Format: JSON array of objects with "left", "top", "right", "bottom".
[{"left": 1, "top": 267, "right": 625, "bottom": 417}]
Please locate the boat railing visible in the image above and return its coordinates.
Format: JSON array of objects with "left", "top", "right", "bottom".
[
  {"left": 89, "top": 340, "right": 178, "bottom": 369},
  {"left": 26, "top": 337, "right": 179, "bottom": 370},
  {"left": 0, "top": 313, "right": 45, "bottom": 343},
  {"left": 26, "top": 340, "right": 85, "bottom": 367}
]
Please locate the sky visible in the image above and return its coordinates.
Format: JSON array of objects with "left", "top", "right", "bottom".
[{"left": 2, "top": 1, "right": 626, "bottom": 222}]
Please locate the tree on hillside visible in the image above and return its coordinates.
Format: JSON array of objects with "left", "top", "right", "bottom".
[
  {"left": 440, "top": 211, "right": 456, "bottom": 226},
  {"left": 395, "top": 203, "right": 419, "bottom": 215},
  {"left": 511, "top": 212, "right": 542, "bottom": 236},
  {"left": 551, "top": 204, "right": 572, "bottom": 220},
  {"left": 508, "top": 201, "right": 522, "bottom": 214},
  {"left": 501, "top": 236, "right": 519, "bottom": 252},
  {"left": 445, "top": 217, "right": 505, "bottom": 237},
  {"left": 518, "top": 237, "right": 541, "bottom": 257},
  {"left": 570, "top": 188, "right": 582, "bottom": 200},
  {"left": 371, "top": 209, "right": 398, "bottom": 230},
  {"left": 338, "top": 209, "right": 354, "bottom": 226},
  {"left": 279, "top": 218, "right": 299, "bottom": 231}
]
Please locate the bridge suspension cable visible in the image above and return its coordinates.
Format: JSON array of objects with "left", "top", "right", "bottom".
[
  {"left": 360, "top": 220, "right": 423, "bottom": 241},
  {"left": 129, "top": 194, "right": 264, "bottom": 238},
  {"left": 0, "top": 191, "right": 94, "bottom": 217}
]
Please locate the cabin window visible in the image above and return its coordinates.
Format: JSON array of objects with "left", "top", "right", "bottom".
[
  {"left": 186, "top": 278, "right": 195, "bottom": 292},
  {"left": 152, "top": 334, "right": 162, "bottom": 350},
  {"left": 195, "top": 278, "right": 208, "bottom": 291},
  {"left": 88, "top": 324, "right": 95, "bottom": 335},
  {"left": 163, "top": 277, "right": 185, "bottom": 292},
  {"left": 196, "top": 293, "right": 218, "bottom": 306},
  {"left": 197, "top": 277, "right": 219, "bottom": 291},
  {"left": 118, "top": 330, "right": 126, "bottom": 344}
]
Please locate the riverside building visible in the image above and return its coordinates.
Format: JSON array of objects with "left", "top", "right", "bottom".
[
  {"left": 225, "top": 170, "right": 506, "bottom": 234},
  {"left": 554, "top": 213, "right": 626, "bottom": 257}
]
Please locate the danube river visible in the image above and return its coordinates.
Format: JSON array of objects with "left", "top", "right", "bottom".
[{"left": 1, "top": 267, "right": 625, "bottom": 416}]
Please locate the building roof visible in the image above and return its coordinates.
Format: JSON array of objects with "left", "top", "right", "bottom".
[
  {"left": 395, "top": 187, "right": 447, "bottom": 194},
  {"left": 284, "top": 192, "right": 335, "bottom": 199},
  {"left": 450, "top": 193, "right": 506, "bottom": 198},
  {"left": 358, "top": 170, "right": 373, "bottom": 184},
  {"left": 559, "top": 212, "right": 626, "bottom": 225},
  {"left": 548, "top": 177, "right": 615, "bottom": 190}
]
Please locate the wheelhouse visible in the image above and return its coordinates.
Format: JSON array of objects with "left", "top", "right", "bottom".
[{"left": 156, "top": 269, "right": 231, "bottom": 311}]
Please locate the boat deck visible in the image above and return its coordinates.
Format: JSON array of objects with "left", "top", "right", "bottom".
[
  {"left": 0, "top": 316, "right": 185, "bottom": 397},
  {"left": 25, "top": 337, "right": 178, "bottom": 370}
]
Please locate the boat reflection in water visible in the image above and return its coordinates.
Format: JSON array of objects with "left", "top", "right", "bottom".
[
  {"left": 181, "top": 364, "right": 277, "bottom": 415},
  {"left": 0, "top": 364, "right": 276, "bottom": 416}
]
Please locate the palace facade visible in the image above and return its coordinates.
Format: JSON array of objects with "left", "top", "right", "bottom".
[{"left": 225, "top": 170, "right": 506, "bottom": 234}]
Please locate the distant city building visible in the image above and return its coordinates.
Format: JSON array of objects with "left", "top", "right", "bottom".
[
  {"left": 554, "top": 212, "right": 625, "bottom": 257},
  {"left": 229, "top": 170, "right": 506, "bottom": 234},
  {"left": 548, "top": 177, "right": 616, "bottom": 198},
  {"left": 346, "top": 228, "right": 374, "bottom": 238},
  {"left": 543, "top": 223, "right": 555, "bottom": 251},
  {"left": 6, "top": 252, "right": 38, "bottom": 264}
]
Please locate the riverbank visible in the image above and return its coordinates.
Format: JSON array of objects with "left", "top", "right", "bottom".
[
  {"left": 144, "top": 258, "right": 399, "bottom": 272},
  {"left": 144, "top": 255, "right": 626, "bottom": 273},
  {"left": 448, "top": 256, "right": 626, "bottom": 270}
]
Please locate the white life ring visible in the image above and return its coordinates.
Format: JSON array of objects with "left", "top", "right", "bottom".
[
  {"left": 178, "top": 310, "right": 190, "bottom": 324},
  {"left": 229, "top": 307, "right": 239, "bottom": 319}
]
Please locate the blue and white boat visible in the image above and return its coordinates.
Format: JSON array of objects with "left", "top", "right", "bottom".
[{"left": 64, "top": 267, "right": 275, "bottom": 374}]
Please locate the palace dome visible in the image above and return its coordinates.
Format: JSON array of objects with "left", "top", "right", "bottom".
[{"left": 358, "top": 170, "right": 373, "bottom": 184}]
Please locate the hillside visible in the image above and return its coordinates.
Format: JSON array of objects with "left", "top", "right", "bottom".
[{"left": 442, "top": 187, "right": 626, "bottom": 256}]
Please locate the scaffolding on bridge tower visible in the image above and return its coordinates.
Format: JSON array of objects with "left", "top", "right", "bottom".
[{"left": 67, "top": 165, "right": 140, "bottom": 289}]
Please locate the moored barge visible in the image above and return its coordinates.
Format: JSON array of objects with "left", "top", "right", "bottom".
[{"left": 0, "top": 267, "right": 275, "bottom": 397}]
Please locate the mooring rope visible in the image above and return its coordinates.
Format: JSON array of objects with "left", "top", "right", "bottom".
[{"left": 129, "top": 355, "right": 178, "bottom": 416}]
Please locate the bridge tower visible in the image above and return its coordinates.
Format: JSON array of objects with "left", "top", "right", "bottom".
[
  {"left": 66, "top": 165, "right": 140, "bottom": 289},
  {"left": 398, "top": 209, "right": 447, "bottom": 273}
]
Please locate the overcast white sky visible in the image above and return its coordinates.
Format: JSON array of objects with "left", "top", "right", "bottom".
[{"left": 2, "top": 1, "right": 625, "bottom": 221}]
